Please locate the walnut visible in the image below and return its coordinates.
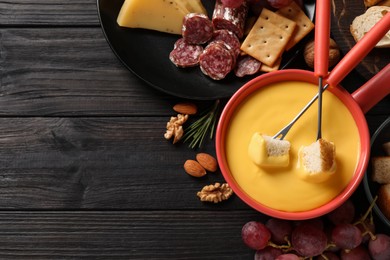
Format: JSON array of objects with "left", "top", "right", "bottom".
[
  {"left": 197, "top": 183, "right": 233, "bottom": 203},
  {"left": 164, "top": 114, "right": 189, "bottom": 144},
  {"left": 303, "top": 38, "right": 341, "bottom": 69}
]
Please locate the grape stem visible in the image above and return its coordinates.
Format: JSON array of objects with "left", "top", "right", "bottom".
[{"left": 353, "top": 196, "right": 378, "bottom": 241}]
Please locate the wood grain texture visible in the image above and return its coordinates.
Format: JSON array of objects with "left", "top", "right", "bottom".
[
  {"left": 331, "top": 0, "right": 390, "bottom": 80},
  {"left": 0, "top": 0, "right": 99, "bottom": 26},
  {"left": 0, "top": 210, "right": 261, "bottom": 259},
  {"left": 0, "top": 117, "right": 247, "bottom": 209}
]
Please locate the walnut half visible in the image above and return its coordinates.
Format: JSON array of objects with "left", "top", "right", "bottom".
[
  {"left": 197, "top": 183, "right": 233, "bottom": 203},
  {"left": 164, "top": 114, "right": 189, "bottom": 144}
]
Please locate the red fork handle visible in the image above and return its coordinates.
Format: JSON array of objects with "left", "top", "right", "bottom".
[{"left": 314, "top": 0, "right": 331, "bottom": 78}]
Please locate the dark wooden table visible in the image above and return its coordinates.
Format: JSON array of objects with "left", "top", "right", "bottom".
[{"left": 0, "top": 1, "right": 389, "bottom": 259}]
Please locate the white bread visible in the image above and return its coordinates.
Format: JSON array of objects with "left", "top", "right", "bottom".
[
  {"left": 298, "top": 139, "right": 336, "bottom": 183},
  {"left": 248, "top": 133, "right": 291, "bottom": 167},
  {"left": 262, "top": 135, "right": 290, "bottom": 157},
  {"left": 364, "top": 0, "right": 383, "bottom": 7},
  {"left": 350, "top": 6, "right": 390, "bottom": 48},
  {"left": 372, "top": 156, "right": 390, "bottom": 184},
  {"left": 377, "top": 183, "right": 390, "bottom": 219}
]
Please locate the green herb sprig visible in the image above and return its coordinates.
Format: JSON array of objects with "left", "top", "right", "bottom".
[{"left": 183, "top": 100, "right": 221, "bottom": 149}]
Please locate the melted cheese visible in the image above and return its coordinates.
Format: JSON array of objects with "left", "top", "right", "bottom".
[
  {"left": 225, "top": 81, "right": 360, "bottom": 212},
  {"left": 117, "top": 0, "right": 189, "bottom": 34}
]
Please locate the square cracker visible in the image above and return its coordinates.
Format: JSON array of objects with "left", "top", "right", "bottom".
[
  {"left": 260, "top": 8, "right": 297, "bottom": 37},
  {"left": 260, "top": 57, "right": 281, "bottom": 72},
  {"left": 276, "top": 1, "right": 315, "bottom": 50},
  {"left": 241, "top": 17, "right": 292, "bottom": 67}
]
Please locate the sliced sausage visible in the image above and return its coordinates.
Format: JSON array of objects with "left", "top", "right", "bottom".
[
  {"left": 212, "top": 0, "right": 249, "bottom": 39},
  {"left": 182, "top": 13, "right": 214, "bottom": 45},
  {"left": 169, "top": 38, "right": 204, "bottom": 68},
  {"left": 199, "top": 41, "right": 235, "bottom": 80},
  {"left": 234, "top": 55, "right": 262, "bottom": 77}
]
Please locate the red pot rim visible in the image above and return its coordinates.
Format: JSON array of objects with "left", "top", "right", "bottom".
[{"left": 216, "top": 69, "right": 370, "bottom": 220}]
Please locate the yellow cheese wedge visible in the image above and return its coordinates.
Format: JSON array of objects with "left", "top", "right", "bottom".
[
  {"left": 175, "top": 0, "right": 208, "bottom": 15},
  {"left": 248, "top": 133, "right": 291, "bottom": 167},
  {"left": 117, "top": 0, "right": 189, "bottom": 34}
]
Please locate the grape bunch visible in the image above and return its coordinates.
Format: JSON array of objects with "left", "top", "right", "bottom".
[{"left": 241, "top": 199, "right": 390, "bottom": 259}]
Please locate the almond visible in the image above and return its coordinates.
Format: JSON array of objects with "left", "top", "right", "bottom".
[
  {"left": 196, "top": 153, "right": 218, "bottom": 172},
  {"left": 184, "top": 159, "right": 206, "bottom": 177},
  {"left": 173, "top": 102, "right": 197, "bottom": 115}
]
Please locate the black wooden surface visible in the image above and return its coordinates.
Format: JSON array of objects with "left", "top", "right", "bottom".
[{"left": 0, "top": 0, "right": 389, "bottom": 258}]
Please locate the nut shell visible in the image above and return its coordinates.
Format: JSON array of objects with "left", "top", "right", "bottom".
[{"left": 303, "top": 38, "right": 340, "bottom": 69}]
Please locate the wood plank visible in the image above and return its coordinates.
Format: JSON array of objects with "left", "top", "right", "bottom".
[
  {"left": 0, "top": 210, "right": 261, "bottom": 259},
  {"left": 0, "top": 0, "right": 99, "bottom": 26},
  {"left": 0, "top": 28, "right": 188, "bottom": 116},
  {"left": 0, "top": 115, "right": 387, "bottom": 209},
  {"left": 0, "top": 117, "right": 248, "bottom": 209},
  {"left": 0, "top": 27, "right": 387, "bottom": 116}
]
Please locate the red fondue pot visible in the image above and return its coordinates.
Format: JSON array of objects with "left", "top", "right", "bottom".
[{"left": 216, "top": 11, "right": 390, "bottom": 220}]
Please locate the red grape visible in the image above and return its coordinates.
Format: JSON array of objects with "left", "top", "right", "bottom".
[
  {"left": 254, "top": 246, "right": 282, "bottom": 260},
  {"left": 265, "top": 218, "right": 293, "bottom": 244},
  {"left": 340, "top": 245, "right": 371, "bottom": 260},
  {"left": 331, "top": 223, "right": 362, "bottom": 250},
  {"left": 266, "top": 0, "right": 293, "bottom": 9},
  {"left": 368, "top": 233, "right": 390, "bottom": 260},
  {"left": 242, "top": 221, "right": 271, "bottom": 250},
  {"left": 327, "top": 200, "right": 355, "bottom": 225},
  {"left": 291, "top": 222, "right": 327, "bottom": 257},
  {"left": 221, "top": 0, "right": 245, "bottom": 8},
  {"left": 275, "top": 253, "right": 300, "bottom": 260}
]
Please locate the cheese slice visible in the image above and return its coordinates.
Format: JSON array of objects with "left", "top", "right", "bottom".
[
  {"left": 175, "top": 0, "right": 208, "bottom": 15},
  {"left": 117, "top": 0, "right": 189, "bottom": 34}
]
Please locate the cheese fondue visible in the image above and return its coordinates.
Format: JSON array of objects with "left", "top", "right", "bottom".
[{"left": 225, "top": 81, "right": 360, "bottom": 212}]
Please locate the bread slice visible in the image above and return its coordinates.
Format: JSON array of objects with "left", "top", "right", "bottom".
[
  {"left": 298, "top": 139, "right": 336, "bottom": 183},
  {"left": 350, "top": 6, "right": 390, "bottom": 48},
  {"left": 248, "top": 133, "right": 291, "bottom": 167},
  {"left": 372, "top": 156, "right": 390, "bottom": 184},
  {"left": 377, "top": 183, "right": 390, "bottom": 220},
  {"left": 364, "top": 0, "right": 383, "bottom": 7},
  {"left": 383, "top": 142, "right": 390, "bottom": 156},
  {"left": 379, "top": 0, "right": 390, "bottom": 7}
]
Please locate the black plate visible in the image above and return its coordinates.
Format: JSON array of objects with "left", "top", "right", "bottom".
[
  {"left": 364, "top": 117, "right": 390, "bottom": 231},
  {"left": 97, "top": 0, "right": 315, "bottom": 100}
]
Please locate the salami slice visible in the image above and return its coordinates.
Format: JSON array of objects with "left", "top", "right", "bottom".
[
  {"left": 199, "top": 41, "right": 235, "bottom": 80},
  {"left": 182, "top": 13, "right": 214, "bottom": 45},
  {"left": 212, "top": 0, "right": 249, "bottom": 39},
  {"left": 169, "top": 38, "right": 204, "bottom": 68},
  {"left": 211, "top": 29, "right": 241, "bottom": 58},
  {"left": 234, "top": 55, "right": 262, "bottom": 77}
]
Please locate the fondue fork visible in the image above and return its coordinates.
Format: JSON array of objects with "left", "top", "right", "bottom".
[
  {"left": 314, "top": 0, "right": 331, "bottom": 141},
  {"left": 273, "top": 11, "right": 390, "bottom": 140}
]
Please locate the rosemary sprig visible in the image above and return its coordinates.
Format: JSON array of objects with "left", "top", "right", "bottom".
[{"left": 183, "top": 99, "right": 221, "bottom": 149}]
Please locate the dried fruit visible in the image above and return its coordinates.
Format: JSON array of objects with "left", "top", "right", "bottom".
[
  {"left": 173, "top": 102, "right": 198, "bottom": 115},
  {"left": 197, "top": 183, "right": 233, "bottom": 203},
  {"left": 184, "top": 159, "right": 206, "bottom": 177},
  {"left": 196, "top": 153, "right": 218, "bottom": 172}
]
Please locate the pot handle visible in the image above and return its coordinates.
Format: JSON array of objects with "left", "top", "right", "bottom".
[
  {"left": 326, "top": 11, "right": 390, "bottom": 87},
  {"left": 352, "top": 63, "right": 390, "bottom": 114}
]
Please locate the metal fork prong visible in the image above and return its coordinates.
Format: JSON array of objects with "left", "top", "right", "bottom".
[{"left": 273, "top": 84, "right": 330, "bottom": 140}]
